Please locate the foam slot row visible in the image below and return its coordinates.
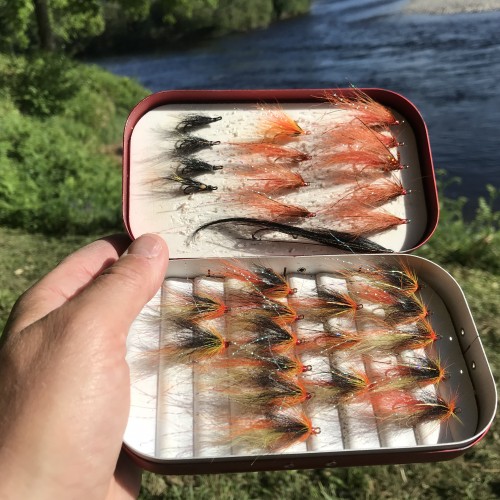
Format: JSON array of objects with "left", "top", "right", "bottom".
[
  {"left": 288, "top": 273, "right": 344, "bottom": 452},
  {"left": 157, "top": 279, "right": 194, "bottom": 458}
]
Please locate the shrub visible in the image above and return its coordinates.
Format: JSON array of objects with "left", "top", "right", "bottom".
[
  {"left": 0, "top": 56, "right": 148, "bottom": 235},
  {"left": 0, "top": 104, "right": 122, "bottom": 234},
  {"left": 416, "top": 171, "right": 500, "bottom": 273},
  {"left": 0, "top": 54, "right": 82, "bottom": 117}
]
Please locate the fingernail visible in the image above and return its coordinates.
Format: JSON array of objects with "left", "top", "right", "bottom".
[{"left": 128, "top": 234, "right": 163, "bottom": 259}]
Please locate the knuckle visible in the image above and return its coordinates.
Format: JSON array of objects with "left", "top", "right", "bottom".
[{"left": 103, "top": 256, "right": 151, "bottom": 288}]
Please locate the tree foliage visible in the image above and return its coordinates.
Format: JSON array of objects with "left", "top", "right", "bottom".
[
  {"left": 0, "top": 0, "right": 150, "bottom": 53},
  {"left": 0, "top": 0, "right": 311, "bottom": 55},
  {"left": 0, "top": 0, "right": 34, "bottom": 52}
]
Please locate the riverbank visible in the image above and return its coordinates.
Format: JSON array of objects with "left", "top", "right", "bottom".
[{"left": 405, "top": 0, "right": 500, "bottom": 14}]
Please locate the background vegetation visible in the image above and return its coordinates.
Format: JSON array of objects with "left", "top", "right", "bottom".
[
  {"left": 1, "top": 0, "right": 311, "bottom": 55},
  {"left": 0, "top": 1, "right": 498, "bottom": 498}
]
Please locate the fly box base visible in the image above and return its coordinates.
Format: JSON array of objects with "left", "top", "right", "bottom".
[
  {"left": 123, "top": 254, "right": 495, "bottom": 474},
  {"left": 122, "top": 89, "right": 496, "bottom": 474}
]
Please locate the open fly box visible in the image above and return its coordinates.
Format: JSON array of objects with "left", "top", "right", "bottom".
[{"left": 122, "top": 89, "right": 496, "bottom": 474}]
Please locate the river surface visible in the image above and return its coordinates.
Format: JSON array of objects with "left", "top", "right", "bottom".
[{"left": 98, "top": 0, "right": 500, "bottom": 212}]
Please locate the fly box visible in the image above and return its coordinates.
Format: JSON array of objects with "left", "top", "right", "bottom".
[{"left": 121, "top": 89, "right": 496, "bottom": 474}]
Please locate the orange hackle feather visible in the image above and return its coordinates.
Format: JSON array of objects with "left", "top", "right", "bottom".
[
  {"left": 332, "top": 177, "right": 408, "bottom": 209},
  {"left": 320, "top": 205, "right": 408, "bottom": 236},
  {"left": 319, "top": 148, "right": 402, "bottom": 173},
  {"left": 322, "top": 119, "right": 400, "bottom": 150},
  {"left": 233, "top": 191, "right": 315, "bottom": 220},
  {"left": 324, "top": 88, "right": 400, "bottom": 127},
  {"left": 257, "top": 103, "right": 307, "bottom": 142},
  {"left": 231, "top": 141, "right": 311, "bottom": 163},
  {"left": 234, "top": 162, "right": 309, "bottom": 194}
]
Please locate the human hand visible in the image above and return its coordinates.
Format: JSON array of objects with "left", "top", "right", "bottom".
[{"left": 0, "top": 234, "right": 169, "bottom": 500}]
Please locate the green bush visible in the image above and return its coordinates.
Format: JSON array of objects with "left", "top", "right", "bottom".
[
  {"left": 0, "top": 104, "right": 122, "bottom": 234},
  {"left": 416, "top": 171, "right": 500, "bottom": 273},
  {"left": 0, "top": 55, "right": 82, "bottom": 117},
  {"left": 0, "top": 55, "right": 148, "bottom": 235}
]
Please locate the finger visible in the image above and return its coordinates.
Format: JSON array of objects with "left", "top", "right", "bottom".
[
  {"left": 5, "top": 235, "right": 131, "bottom": 336},
  {"left": 62, "top": 234, "right": 169, "bottom": 343}
]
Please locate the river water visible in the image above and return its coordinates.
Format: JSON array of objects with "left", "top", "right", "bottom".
[{"left": 99, "top": 0, "right": 500, "bottom": 212}]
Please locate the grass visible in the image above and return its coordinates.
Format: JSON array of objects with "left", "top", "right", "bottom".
[{"left": 0, "top": 227, "right": 96, "bottom": 332}]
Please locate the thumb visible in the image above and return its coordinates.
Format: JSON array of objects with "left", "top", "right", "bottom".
[{"left": 64, "top": 233, "right": 169, "bottom": 341}]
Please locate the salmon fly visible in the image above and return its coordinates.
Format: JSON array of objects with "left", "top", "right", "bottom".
[
  {"left": 384, "top": 293, "right": 430, "bottom": 326},
  {"left": 228, "top": 372, "right": 312, "bottom": 412},
  {"left": 319, "top": 148, "right": 402, "bottom": 174},
  {"left": 178, "top": 157, "right": 223, "bottom": 177},
  {"left": 346, "top": 261, "right": 422, "bottom": 298},
  {"left": 213, "top": 352, "right": 311, "bottom": 378},
  {"left": 176, "top": 114, "right": 222, "bottom": 133},
  {"left": 218, "top": 260, "right": 293, "bottom": 299},
  {"left": 229, "top": 317, "right": 301, "bottom": 355},
  {"left": 229, "top": 411, "right": 320, "bottom": 452},
  {"left": 155, "top": 321, "right": 230, "bottom": 364},
  {"left": 303, "top": 325, "right": 361, "bottom": 353},
  {"left": 232, "top": 142, "right": 311, "bottom": 163},
  {"left": 362, "top": 321, "right": 438, "bottom": 354},
  {"left": 306, "top": 366, "right": 371, "bottom": 405},
  {"left": 375, "top": 392, "right": 460, "bottom": 428},
  {"left": 324, "top": 88, "right": 400, "bottom": 127},
  {"left": 257, "top": 103, "right": 307, "bottom": 142},
  {"left": 233, "top": 162, "right": 308, "bottom": 194},
  {"left": 165, "top": 173, "right": 218, "bottom": 195},
  {"left": 174, "top": 136, "right": 221, "bottom": 156},
  {"left": 332, "top": 178, "right": 408, "bottom": 209},
  {"left": 373, "top": 355, "right": 447, "bottom": 392},
  {"left": 319, "top": 205, "right": 408, "bottom": 236},
  {"left": 290, "top": 287, "right": 362, "bottom": 322},
  {"left": 323, "top": 119, "right": 400, "bottom": 149},
  {"left": 231, "top": 298, "right": 301, "bottom": 327},
  {"left": 232, "top": 191, "right": 315, "bottom": 220},
  {"left": 193, "top": 217, "right": 393, "bottom": 253},
  {"left": 161, "top": 288, "right": 229, "bottom": 324}
]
